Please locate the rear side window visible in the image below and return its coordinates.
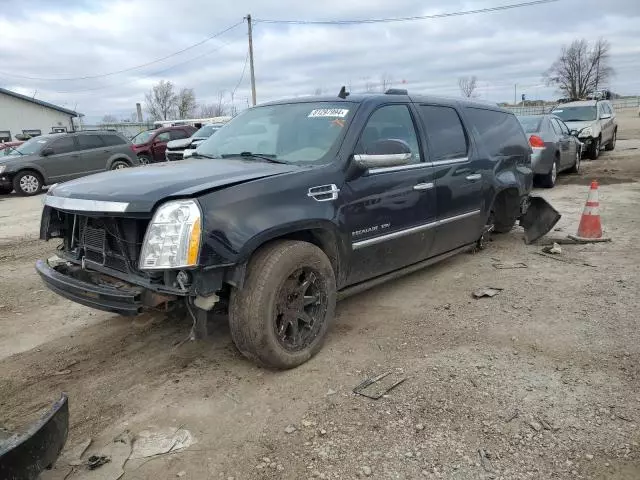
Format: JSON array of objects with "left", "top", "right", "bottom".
[
  {"left": 465, "top": 108, "right": 527, "bottom": 157},
  {"left": 49, "top": 136, "right": 76, "bottom": 155},
  {"left": 550, "top": 118, "right": 562, "bottom": 135},
  {"left": 170, "top": 129, "right": 190, "bottom": 140},
  {"left": 418, "top": 105, "right": 468, "bottom": 161},
  {"left": 77, "top": 135, "right": 105, "bottom": 150},
  {"left": 101, "top": 134, "right": 127, "bottom": 146}
]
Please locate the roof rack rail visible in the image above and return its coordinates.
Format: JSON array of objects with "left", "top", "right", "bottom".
[{"left": 385, "top": 88, "right": 408, "bottom": 95}]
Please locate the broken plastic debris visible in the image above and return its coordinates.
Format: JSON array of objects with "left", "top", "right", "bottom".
[
  {"left": 130, "top": 427, "right": 195, "bottom": 459},
  {"left": 472, "top": 287, "right": 503, "bottom": 299}
]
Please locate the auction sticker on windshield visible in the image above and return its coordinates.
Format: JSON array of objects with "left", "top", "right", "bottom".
[{"left": 308, "top": 109, "right": 349, "bottom": 118}]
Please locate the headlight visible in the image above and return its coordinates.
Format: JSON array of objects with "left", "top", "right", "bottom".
[
  {"left": 579, "top": 127, "right": 593, "bottom": 137},
  {"left": 139, "top": 200, "right": 202, "bottom": 270},
  {"left": 0, "top": 165, "right": 5, "bottom": 174}
]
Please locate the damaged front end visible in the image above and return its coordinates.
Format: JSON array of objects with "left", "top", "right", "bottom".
[
  {"left": 519, "top": 196, "right": 561, "bottom": 244},
  {"left": 0, "top": 394, "right": 69, "bottom": 480}
]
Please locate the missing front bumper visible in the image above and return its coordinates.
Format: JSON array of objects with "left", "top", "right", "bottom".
[{"left": 519, "top": 196, "right": 561, "bottom": 244}]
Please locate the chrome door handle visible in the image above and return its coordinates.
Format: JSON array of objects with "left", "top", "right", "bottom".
[
  {"left": 465, "top": 174, "right": 481, "bottom": 181},
  {"left": 413, "top": 182, "right": 434, "bottom": 191}
]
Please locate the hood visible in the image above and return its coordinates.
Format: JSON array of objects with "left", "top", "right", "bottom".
[
  {"left": 561, "top": 120, "right": 596, "bottom": 132},
  {"left": 166, "top": 138, "right": 192, "bottom": 149},
  {"left": 47, "top": 158, "right": 299, "bottom": 213},
  {"left": 0, "top": 153, "right": 39, "bottom": 167}
]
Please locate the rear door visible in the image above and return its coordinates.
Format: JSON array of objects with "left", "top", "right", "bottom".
[
  {"left": 40, "top": 136, "right": 81, "bottom": 182},
  {"left": 76, "top": 134, "right": 108, "bottom": 174},
  {"left": 417, "top": 104, "right": 483, "bottom": 256},
  {"left": 151, "top": 131, "right": 171, "bottom": 161},
  {"left": 343, "top": 103, "right": 438, "bottom": 285}
]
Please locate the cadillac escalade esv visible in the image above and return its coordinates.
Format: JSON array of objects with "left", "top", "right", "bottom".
[{"left": 36, "top": 89, "right": 559, "bottom": 369}]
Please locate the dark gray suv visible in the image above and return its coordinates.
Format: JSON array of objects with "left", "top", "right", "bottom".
[{"left": 0, "top": 131, "right": 139, "bottom": 196}]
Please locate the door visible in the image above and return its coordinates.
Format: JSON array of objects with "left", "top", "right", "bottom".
[
  {"left": 555, "top": 118, "right": 577, "bottom": 167},
  {"left": 151, "top": 131, "right": 171, "bottom": 161},
  {"left": 40, "top": 136, "right": 81, "bottom": 182},
  {"left": 550, "top": 118, "right": 574, "bottom": 168},
  {"left": 76, "top": 134, "right": 108, "bottom": 175},
  {"left": 343, "top": 104, "right": 437, "bottom": 285},
  {"left": 419, "top": 104, "right": 484, "bottom": 256}
]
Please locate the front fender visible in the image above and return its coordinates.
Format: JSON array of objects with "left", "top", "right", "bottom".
[{"left": 7, "top": 162, "right": 49, "bottom": 184}]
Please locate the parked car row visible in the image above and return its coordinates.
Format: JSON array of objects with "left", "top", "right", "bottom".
[{"left": 165, "top": 123, "right": 224, "bottom": 161}]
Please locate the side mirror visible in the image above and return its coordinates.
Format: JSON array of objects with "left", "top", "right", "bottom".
[
  {"left": 41, "top": 147, "right": 54, "bottom": 156},
  {"left": 353, "top": 139, "right": 412, "bottom": 170},
  {"left": 600, "top": 113, "right": 611, "bottom": 119}
]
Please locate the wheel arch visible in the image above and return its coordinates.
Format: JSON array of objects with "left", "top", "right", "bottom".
[
  {"left": 106, "top": 156, "right": 132, "bottom": 169},
  {"left": 12, "top": 164, "right": 48, "bottom": 184}
]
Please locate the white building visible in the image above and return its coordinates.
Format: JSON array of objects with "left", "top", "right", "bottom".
[{"left": 0, "top": 87, "right": 81, "bottom": 142}]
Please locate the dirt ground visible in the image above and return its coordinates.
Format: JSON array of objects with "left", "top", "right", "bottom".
[{"left": 1, "top": 109, "right": 639, "bottom": 480}]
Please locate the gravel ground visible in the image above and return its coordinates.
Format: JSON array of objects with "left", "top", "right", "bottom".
[{"left": 0, "top": 109, "right": 638, "bottom": 480}]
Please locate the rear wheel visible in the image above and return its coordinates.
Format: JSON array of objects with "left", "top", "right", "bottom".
[
  {"left": 138, "top": 154, "right": 151, "bottom": 165},
  {"left": 540, "top": 158, "right": 558, "bottom": 188},
  {"left": 13, "top": 171, "right": 43, "bottom": 196},
  {"left": 605, "top": 130, "right": 616, "bottom": 151},
  {"left": 110, "top": 160, "right": 130, "bottom": 170},
  {"left": 588, "top": 136, "right": 601, "bottom": 159},
  {"left": 229, "top": 240, "right": 336, "bottom": 369},
  {"left": 490, "top": 190, "right": 519, "bottom": 234}
]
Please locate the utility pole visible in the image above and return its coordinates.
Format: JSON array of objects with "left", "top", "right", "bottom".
[
  {"left": 246, "top": 14, "right": 257, "bottom": 106},
  {"left": 513, "top": 84, "right": 517, "bottom": 106}
]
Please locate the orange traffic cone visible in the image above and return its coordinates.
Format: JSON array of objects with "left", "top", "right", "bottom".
[{"left": 568, "top": 181, "right": 610, "bottom": 242}]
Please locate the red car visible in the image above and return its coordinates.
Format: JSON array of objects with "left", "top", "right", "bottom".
[
  {"left": 130, "top": 126, "right": 196, "bottom": 164},
  {"left": 0, "top": 141, "right": 24, "bottom": 156}
]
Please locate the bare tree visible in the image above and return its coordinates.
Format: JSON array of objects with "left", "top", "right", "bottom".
[
  {"left": 100, "top": 114, "right": 118, "bottom": 124},
  {"left": 544, "top": 38, "right": 613, "bottom": 99},
  {"left": 458, "top": 76, "right": 478, "bottom": 98},
  {"left": 177, "top": 88, "right": 197, "bottom": 119},
  {"left": 145, "top": 80, "right": 178, "bottom": 120},
  {"left": 199, "top": 91, "right": 228, "bottom": 117},
  {"left": 380, "top": 73, "right": 393, "bottom": 92}
]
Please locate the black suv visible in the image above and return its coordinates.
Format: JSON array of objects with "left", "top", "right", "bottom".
[
  {"left": 35, "top": 90, "right": 558, "bottom": 368},
  {"left": 0, "top": 130, "right": 137, "bottom": 195}
]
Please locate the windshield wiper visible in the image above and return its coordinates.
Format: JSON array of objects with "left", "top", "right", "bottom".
[
  {"left": 191, "top": 152, "right": 220, "bottom": 159},
  {"left": 8, "top": 147, "right": 23, "bottom": 155},
  {"left": 222, "top": 152, "right": 287, "bottom": 164}
]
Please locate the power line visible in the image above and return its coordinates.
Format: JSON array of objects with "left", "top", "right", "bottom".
[
  {"left": 232, "top": 48, "right": 250, "bottom": 98},
  {"left": 48, "top": 36, "right": 243, "bottom": 95},
  {"left": 0, "top": 20, "right": 244, "bottom": 82},
  {"left": 255, "top": 0, "right": 559, "bottom": 24}
]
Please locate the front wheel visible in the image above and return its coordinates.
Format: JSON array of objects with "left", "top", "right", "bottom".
[
  {"left": 13, "top": 171, "right": 43, "bottom": 196},
  {"left": 229, "top": 240, "right": 336, "bottom": 369},
  {"left": 605, "top": 130, "right": 616, "bottom": 151},
  {"left": 588, "top": 137, "right": 601, "bottom": 160},
  {"left": 568, "top": 149, "right": 581, "bottom": 173}
]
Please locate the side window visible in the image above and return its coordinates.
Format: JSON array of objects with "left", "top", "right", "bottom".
[
  {"left": 418, "top": 105, "right": 468, "bottom": 161},
  {"left": 100, "top": 134, "right": 126, "bottom": 146},
  {"left": 550, "top": 119, "right": 562, "bottom": 135},
  {"left": 355, "top": 105, "right": 421, "bottom": 163},
  {"left": 77, "top": 134, "right": 105, "bottom": 150},
  {"left": 557, "top": 119, "right": 570, "bottom": 135},
  {"left": 49, "top": 137, "right": 76, "bottom": 155},
  {"left": 603, "top": 103, "right": 612, "bottom": 115},
  {"left": 155, "top": 132, "right": 171, "bottom": 142},
  {"left": 170, "top": 129, "right": 189, "bottom": 140},
  {"left": 465, "top": 108, "right": 528, "bottom": 158}
]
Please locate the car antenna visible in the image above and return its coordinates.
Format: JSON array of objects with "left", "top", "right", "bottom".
[{"left": 338, "top": 86, "right": 349, "bottom": 99}]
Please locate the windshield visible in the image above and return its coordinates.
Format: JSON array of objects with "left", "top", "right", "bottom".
[
  {"left": 131, "top": 130, "right": 155, "bottom": 145},
  {"left": 192, "top": 125, "right": 218, "bottom": 138},
  {"left": 552, "top": 106, "right": 597, "bottom": 122},
  {"left": 517, "top": 116, "right": 542, "bottom": 134},
  {"left": 196, "top": 102, "right": 356, "bottom": 164},
  {"left": 10, "top": 137, "right": 49, "bottom": 155}
]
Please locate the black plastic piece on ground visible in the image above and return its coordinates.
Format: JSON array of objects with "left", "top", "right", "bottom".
[
  {"left": 520, "top": 196, "right": 561, "bottom": 244},
  {"left": 0, "top": 394, "right": 69, "bottom": 480}
]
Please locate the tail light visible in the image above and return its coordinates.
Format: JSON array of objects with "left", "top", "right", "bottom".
[{"left": 529, "top": 135, "right": 545, "bottom": 148}]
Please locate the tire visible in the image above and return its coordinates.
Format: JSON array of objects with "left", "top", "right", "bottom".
[
  {"left": 138, "top": 154, "right": 151, "bottom": 165},
  {"left": 568, "top": 149, "right": 581, "bottom": 174},
  {"left": 489, "top": 192, "right": 519, "bottom": 234},
  {"left": 13, "top": 171, "right": 43, "bottom": 196},
  {"left": 229, "top": 240, "right": 336, "bottom": 369},
  {"left": 539, "top": 157, "right": 559, "bottom": 188},
  {"left": 0, "top": 186, "right": 13, "bottom": 195},
  {"left": 110, "top": 160, "right": 130, "bottom": 170},
  {"left": 588, "top": 136, "right": 601, "bottom": 160},
  {"left": 605, "top": 129, "right": 616, "bottom": 151}
]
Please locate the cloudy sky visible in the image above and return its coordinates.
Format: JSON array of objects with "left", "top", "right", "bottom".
[{"left": 1, "top": 0, "right": 638, "bottom": 122}]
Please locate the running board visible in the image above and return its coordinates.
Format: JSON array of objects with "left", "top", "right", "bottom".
[{"left": 337, "top": 244, "right": 471, "bottom": 301}]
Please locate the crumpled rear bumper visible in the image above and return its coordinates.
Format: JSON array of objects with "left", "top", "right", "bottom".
[{"left": 0, "top": 394, "right": 69, "bottom": 480}]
